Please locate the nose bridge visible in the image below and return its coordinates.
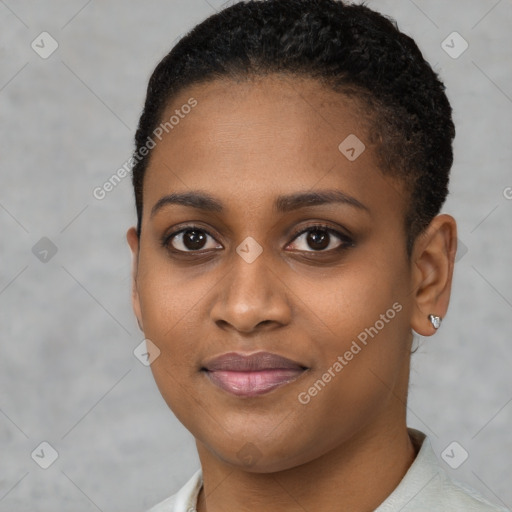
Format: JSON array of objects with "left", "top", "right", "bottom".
[
  {"left": 211, "top": 240, "right": 291, "bottom": 331},
  {"left": 228, "top": 243, "right": 274, "bottom": 309}
]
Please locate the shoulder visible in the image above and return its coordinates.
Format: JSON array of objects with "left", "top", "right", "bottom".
[
  {"left": 378, "top": 470, "right": 509, "bottom": 512},
  {"left": 375, "top": 429, "right": 509, "bottom": 512},
  {"left": 436, "top": 471, "right": 509, "bottom": 512}
]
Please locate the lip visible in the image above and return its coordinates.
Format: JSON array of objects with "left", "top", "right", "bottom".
[{"left": 201, "top": 351, "right": 308, "bottom": 397}]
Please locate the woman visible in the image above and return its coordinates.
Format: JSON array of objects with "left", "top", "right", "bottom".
[{"left": 126, "top": 1, "right": 508, "bottom": 510}]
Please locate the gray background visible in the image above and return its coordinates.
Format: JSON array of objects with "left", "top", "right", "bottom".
[{"left": 0, "top": 0, "right": 511, "bottom": 511}]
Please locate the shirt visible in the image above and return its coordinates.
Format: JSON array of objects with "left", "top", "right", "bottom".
[{"left": 145, "top": 429, "right": 509, "bottom": 512}]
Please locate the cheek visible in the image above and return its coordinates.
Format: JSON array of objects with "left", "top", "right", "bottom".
[
  {"left": 311, "top": 254, "right": 406, "bottom": 345},
  {"left": 136, "top": 246, "right": 207, "bottom": 342},
  {"left": 136, "top": 259, "right": 193, "bottom": 359},
  {"left": 138, "top": 275, "right": 204, "bottom": 423},
  {"left": 304, "top": 252, "right": 411, "bottom": 404},
  {"left": 135, "top": 252, "right": 223, "bottom": 413},
  {"left": 286, "top": 288, "right": 410, "bottom": 465}
]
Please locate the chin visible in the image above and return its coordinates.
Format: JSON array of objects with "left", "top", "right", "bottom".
[{"left": 206, "top": 441, "right": 314, "bottom": 474}]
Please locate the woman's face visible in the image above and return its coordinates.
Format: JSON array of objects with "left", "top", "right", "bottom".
[{"left": 128, "top": 75, "right": 417, "bottom": 472}]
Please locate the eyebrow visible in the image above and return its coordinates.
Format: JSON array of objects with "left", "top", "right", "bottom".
[{"left": 150, "top": 189, "right": 369, "bottom": 218}]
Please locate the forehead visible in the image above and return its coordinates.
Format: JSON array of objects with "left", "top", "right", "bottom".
[
  {"left": 160, "top": 74, "right": 369, "bottom": 157},
  {"left": 142, "top": 75, "right": 406, "bottom": 221}
]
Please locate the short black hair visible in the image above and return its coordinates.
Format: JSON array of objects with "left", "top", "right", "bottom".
[{"left": 131, "top": 0, "right": 455, "bottom": 256}]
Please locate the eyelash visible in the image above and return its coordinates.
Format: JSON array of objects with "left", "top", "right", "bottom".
[{"left": 161, "top": 223, "right": 354, "bottom": 255}]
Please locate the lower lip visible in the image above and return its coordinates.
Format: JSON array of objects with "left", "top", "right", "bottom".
[{"left": 203, "top": 369, "right": 305, "bottom": 397}]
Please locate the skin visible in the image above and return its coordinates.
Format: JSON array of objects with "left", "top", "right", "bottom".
[{"left": 127, "top": 74, "right": 457, "bottom": 512}]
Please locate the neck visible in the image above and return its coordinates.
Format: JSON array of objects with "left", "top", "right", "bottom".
[{"left": 195, "top": 422, "right": 416, "bottom": 512}]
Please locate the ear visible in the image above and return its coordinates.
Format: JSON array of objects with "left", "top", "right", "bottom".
[
  {"left": 410, "top": 214, "right": 458, "bottom": 336},
  {"left": 127, "top": 226, "right": 144, "bottom": 332}
]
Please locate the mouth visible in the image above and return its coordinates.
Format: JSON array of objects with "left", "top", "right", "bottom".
[{"left": 201, "top": 351, "right": 309, "bottom": 397}]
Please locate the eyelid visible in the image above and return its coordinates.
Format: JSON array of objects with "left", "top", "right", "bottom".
[
  {"left": 161, "top": 224, "right": 220, "bottom": 252},
  {"left": 289, "top": 223, "right": 353, "bottom": 244}
]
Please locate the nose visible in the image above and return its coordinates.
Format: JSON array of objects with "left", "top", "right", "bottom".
[{"left": 210, "top": 249, "right": 292, "bottom": 334}]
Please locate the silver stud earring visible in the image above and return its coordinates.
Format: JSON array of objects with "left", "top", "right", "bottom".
[{"left": 428, "top": 314, "right": 442, "bottom": 329}]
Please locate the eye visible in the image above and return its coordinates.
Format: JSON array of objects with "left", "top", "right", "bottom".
[
  {"left": 163, "top": 226, "right": 222, "bottom": 253},
  {"left": 162, "top": 223, "right": 354, "bottom": 255},
  {"left": 287, "top": 224, "right": 354, "bottom": 252}
]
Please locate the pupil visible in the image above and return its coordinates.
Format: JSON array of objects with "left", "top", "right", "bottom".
[
  {"left": 184, "top": 230, "right": 206, "bottom": 250},
  {"left": 308, "top": 230, "right": 329, "bottom": 250}
]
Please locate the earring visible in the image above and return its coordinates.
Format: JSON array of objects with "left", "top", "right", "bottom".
[{"left": 428, "top": 314, "right": 442, "bottom": 329}]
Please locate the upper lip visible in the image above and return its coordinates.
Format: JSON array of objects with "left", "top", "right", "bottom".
[{"left": 202, "top": 351, "right": 308, "bottom": 372}]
